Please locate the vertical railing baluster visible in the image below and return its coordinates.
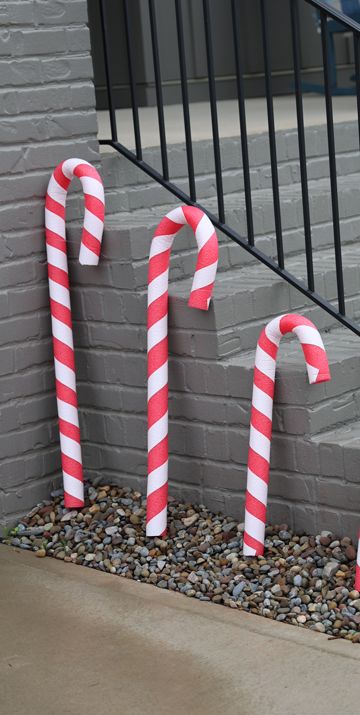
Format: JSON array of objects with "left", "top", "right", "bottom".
[
  {"left": 149, "top": 0, "right": 169, "bottom": 181},
  {"left": 202, "top": 0, "right": 225, "bottom": 223},
  {"left": 99, "top": 0, "right": 118, "bottom": 143},
  {"left": 260, "top": 0, "right": 284, "bottom": 269},
  {"left": 231, "top": 0, "right": 254, "bottom": 247},
  {"left": 321, "top": 11, "right": 345, "bottom": 315},
  {"left": 175, "top": 0, "right": 196, "bottom": 201},
  {"left": 353, "top": 32, "right": 360, "bottom": 150},
  {"left": 290, "top": 0, "right": 314, "bottom": 292},
  {"left": 123, "top": 0, "right": 142, "bottom": 160}
]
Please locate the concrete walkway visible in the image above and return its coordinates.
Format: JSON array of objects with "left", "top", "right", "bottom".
[
  {"left": 1, "top": 546, "right": 359, "bottom": 715},
  {"left": 97, "top": 95, "right": 358, "bottom": 147}
]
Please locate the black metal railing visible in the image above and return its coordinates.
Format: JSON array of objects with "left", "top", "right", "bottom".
[{"left": 97, "top": 0, "right": 360, "bottom": 337}]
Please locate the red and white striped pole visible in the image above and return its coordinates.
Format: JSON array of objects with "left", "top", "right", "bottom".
[
  {"left": 147, "top": 206, "right": 219, "bottom": 536},
  {"left": 243, "top": 314, "right": 331, "bottom": 556},
  {"left": 355, "top": 538, "right": 360, "bottom": 591},
  {"left": 45, "top": 159, "right": 105, "bottom": 508}
]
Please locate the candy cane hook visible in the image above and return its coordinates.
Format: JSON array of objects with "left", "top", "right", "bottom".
[
  {"left": 45, "top": 159, "right": 105, "bottom": 508},
  {"left": 243, "top": 314, "right": 331, "bottom": 556},
  {"left": 147, "top": 206, "right": 219, "bottom": 536}
]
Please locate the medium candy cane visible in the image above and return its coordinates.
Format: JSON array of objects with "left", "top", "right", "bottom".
[
  {"left": 243, "top": 314, "right": 331, "bottom": 556},
  {"left": 45, "top": 159, "right": 105, "bottom": 508},
  {"left": 147, "top": 206, "right": 219, "bottom": 536}
]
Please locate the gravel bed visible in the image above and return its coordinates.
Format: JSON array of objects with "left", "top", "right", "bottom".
[{"left": 3, "top": 482, "right": 360, "bottom": 643}]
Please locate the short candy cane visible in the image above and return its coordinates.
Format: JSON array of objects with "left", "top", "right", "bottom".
[
  {"left": 45, "top": 159, "right": 105, "bottom": 508},
  {"left": 147, "top": 206, "right": 219, "bottom": 536},
  {"left": 243, "top": 314, "right": 331, "bottom": 556}
]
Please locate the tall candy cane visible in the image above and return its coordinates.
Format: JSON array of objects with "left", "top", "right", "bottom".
[
  {"left": 45, "top": 159, "right": 105, "bottom": 508},
  {"left": 147, "top": 206, "right": 219, "bottom": 536},
  {"left": 243, "top": 314, "right": 331, "bottom": 556}
]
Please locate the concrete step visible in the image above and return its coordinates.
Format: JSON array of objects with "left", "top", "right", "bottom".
[{"left": 101, "top": 120, "right": 360, "bottom": 193}]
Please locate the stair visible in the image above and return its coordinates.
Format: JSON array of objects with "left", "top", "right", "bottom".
[{"left": 74, "top": 120, "right": 360, "bottom": 541}]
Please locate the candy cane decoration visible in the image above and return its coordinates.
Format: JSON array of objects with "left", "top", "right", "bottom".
[
  {"left": 147, "top": 206, "right": 219, "bottom": 536},
  {"left": 356, "top": 538, "right": 360, "bottom": 591},
  {"left": 45, "top": 159, "right": 105, "bottom": 508},
  {"left": 243, "top": 314, "right": 331, "bottom": 556}
]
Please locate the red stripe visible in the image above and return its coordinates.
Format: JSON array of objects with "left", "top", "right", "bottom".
[
  {"left": 45, "top": 195, "right": 65, "bottom": 219},
  {"left": 50, "top": 299, "right": 72, "bottom": 329},
  {"left": 247, "top": 446, "right": 269, "bottom": 483},
  {"left": 253, "top": 367, "right": 275, "bottom": 400},
  {"left": 147, "top": 293, "right": 168, "bottom": 330},
  {"left": 46, "top": 229, "right": 66, "bottom": 253},
  {"left": 195, "top": 233, "right": 218, "bottom": 270},
  {"left": 258, "top": 329, "right": 278, "bottom": 360},
  {"left": 243, "top": 530, "right": 264, "bottom": 555},
  {"left": 56, "top": 379, "right": 78, "bottom": 407},
  {"left": 181, "top": 205, "right": 203, "bottom": 233},
  {"left": 148, "top": 250, "right": 171, "bottom": 283},
  {"left": 148, "top": 436, "right": 168, "bottom": 474},
  {"left": 53, "top": 337, "right": 75, "bottom": 371},
  {"left": 148, "top": 384, "right": 168, "bottom": 429},
  {"left": 64, "top": 492, "right": 84, "bottom": 508},
  {"left": 81, "top": 228, "right": 101, "bottom": 257},
  {"left": 61, "top": 453, "right": 83, "bottom": 480},
  {"left": 48, "top": 263, "right": 69, "bottom": 289},
  {"left": 279, "top": 313, "right": 313, "bottom": 334},
  {"left": 147, "top": 483, "right": 168, "bottom": 522},
  {"left": 245, "top": 491, "right": 267, "bottom": 522},
  {"left": 148, "top": 337, "right": 167, "bottom": 377},
  {"left": 54, "top": 163, "right": 71, "bottom": 191},
  {"left": 250, "top": 406, "right": 272, "bottom": 441},
  {"left": 154, "top": 215, "right": 183, "bottom": 237},
  {"left": 74, "top": 163, "right": 102, "bottom": 181},
  {"left": 302, "top": 344, "right": 330, "bottom": 382},
  {"left": 59, "top": 418, "right": 80, "bottom": 443},
  {"left": 84, "top": 193, "right": 105, "bottom": 221}
]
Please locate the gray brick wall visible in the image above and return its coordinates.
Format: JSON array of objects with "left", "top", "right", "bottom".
[{"left": 0, "top": 0, "right": 100, "bottom": 527}]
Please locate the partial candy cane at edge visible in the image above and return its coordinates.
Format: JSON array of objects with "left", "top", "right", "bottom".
[
  {"left": 45, "top": 158, "right": 105, "bottom": 508},
  {"left": 243, "top": 314, "right": 331, "bottom": 556},
  {"left": 147, "top": 205, "right": 219, "bottom": 536}
]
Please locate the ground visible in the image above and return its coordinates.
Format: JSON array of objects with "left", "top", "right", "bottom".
[{"left": 1, "top": 545, "right": 359, "bottom": 715}]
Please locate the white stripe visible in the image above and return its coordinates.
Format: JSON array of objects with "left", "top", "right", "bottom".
[
  {"left": 148, "top": 412, "right": 168, "bottom": 452},
  {"left": 83, "top": 208, "right": 103, "bottom": 241},
  {"left": 357, "top": 540, "right": 360, "bottom": 569},
  {"left": 147, "top": 315, "right": 168, "bottom": 352},
  {"left": 148, "top": 269, "right": 169, "bottom": 306},
  {"left": 82, "top": 176, "right": 105, "bottom": 203},
  {"left": 48, "top": 278, "right": 71, "bottom": 309},
  {"left": 195, "top": 213, "right": 215, "bottom": 251},
  {"left": 146, "top": 507, "right": 167, "bottom": 536},
  {"left": 62, "top": 158, "right": 88, "bottom": 178},
  {"left": 54, "top": 358, "right": 76, "bottom": 391},
  {"left": 249, "top": 425, "right": 271, "bottom": 462},
  {"left": 46, "top": 175, "right": 67, "bottom": 206},
  {"left": 46, "top": 243, "right": 68, "bottom": 272},
  {"left": 166, "top": 206, "right": 186, "bottom": 225},
  {"left": 147, "top": 462, "right": 168, "bottom": 497},
  {"left": 252, "top": 384, "right": 273, "bottom": 421},
  {"left": 63, "top": 472, "right": 84, "bottom": 501},
  {"left": 295, "top": 324, "right": 325, "bottom": 350},
  {"left": 244, "top": 510, "right": 265, "bottom": 544},
  {"left": 265, "top": 315, "right": 282, "bottom": 346},
  {"left": 57, "top": 398, "right": 79, "bottom": 426},
  {"left": 79, "top": 242, "right": 100, "bottom": 266},
  {"left": 191, "top": 261, "right": 217, "bottom": 293},
  {"left": 51, "top": 316, "right": 74, "bottom": 350},
  {"left": 246, "top": 468, "right": 268, "bottom": 506},
  {"left": 255, "top": 345, "right": 277, "bottom": 381},
  {"left": 45, "top": 209, "right": 65, "bottom": 239},
  {"left": 243, "top": 543, "right": 257, "bottom": 556},
  {"left": 148, "top": 364, "right": 168, "bottom": 401},
  {"left": 149, "top": 235, "right": 175, "bottom": 258},
  {"left": 59, "top": 432, "right": 82, "bottom": 464},
  {"left": 307, "top": 364, "right": 320, "bottom": 384}
]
